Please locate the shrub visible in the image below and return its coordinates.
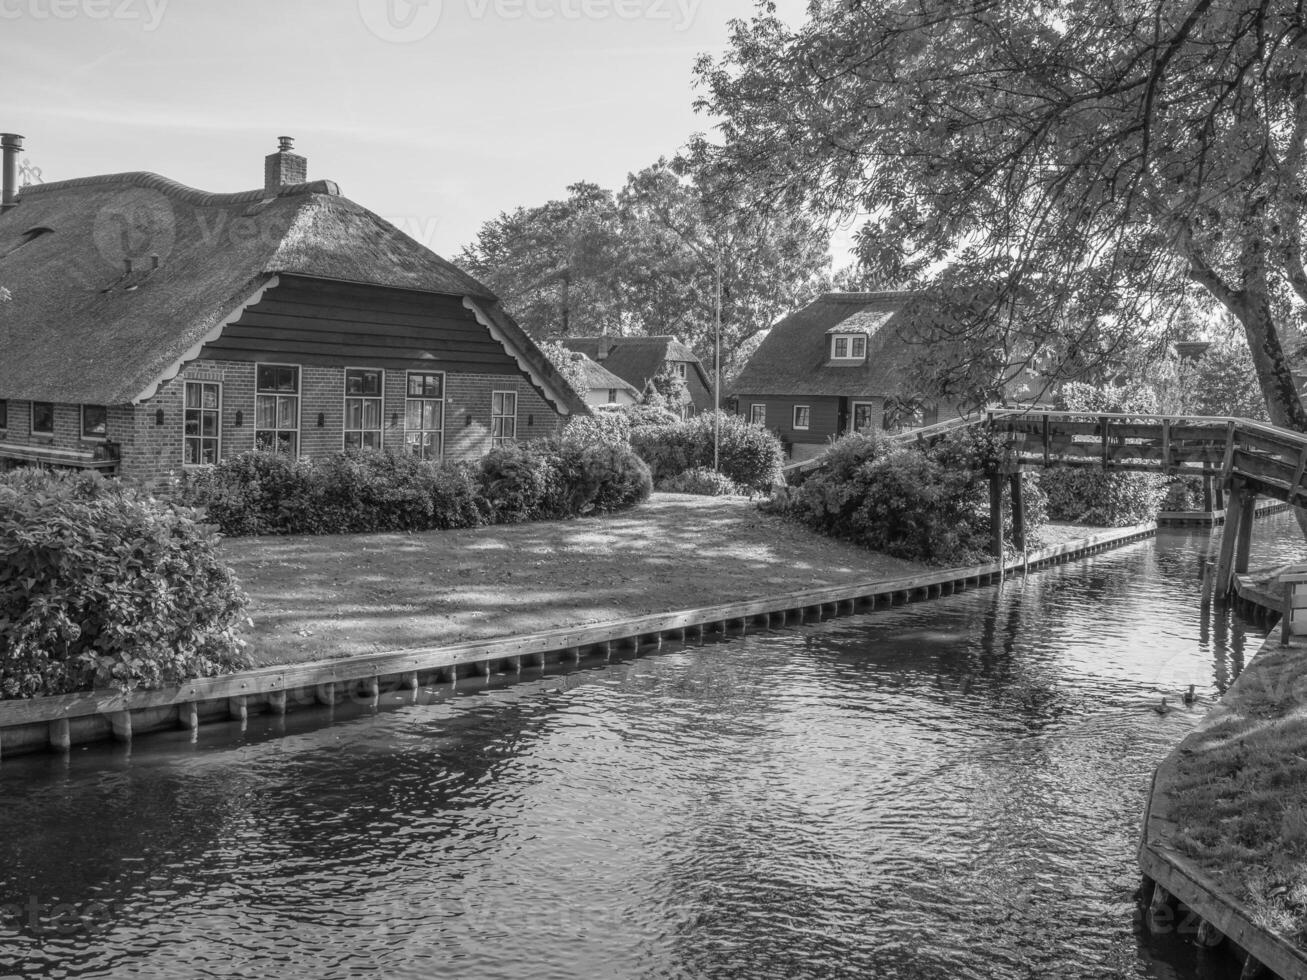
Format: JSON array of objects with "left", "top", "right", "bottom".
[
  {"left": 583, "top": 443, "right": 654, "bottom": 513},
  {"left": 1161, "top": 477, "right": 1204, "bottom": 512},
  {"left": 181, "top": 451, "right": 316, "bottom": 536},
  {"left": 621, "top": 404, "right": 681, "bottom": 429},
  {"left": 476, "top": 443, "right": 563, "bottom": 523},
  {"left": 1042, "top": 466, "right": 1166, "bottom": 526},
  {"left": 657, "top": 467, "right": 744, "bottom": 496},
  {"left": 762, "top": 427, "right": 1048, "bottom": 564},
  {"left": 0, "top": 472, "right": 250, "bottom": 698},
  {"left": 630, "top": 411, "right": 784, "bottom": 491},
  {"left": 562, "top": 409, "right": 632, "bottom": 448}
]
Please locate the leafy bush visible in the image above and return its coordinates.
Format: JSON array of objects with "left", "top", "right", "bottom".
[
  {"left": 762, "top": 427, "right": 1048, "bottom": 564},
  {"left": 657, "top": 467, "right": 744, "bottom": 496},
  {"left": 1042, "top": 466, "right": 1165, "bottom": 526},
  {"left": 621, "top": 404, "right": 681, "bottom": 429},
  {"left": 583, "top": 443, "right": 654, "bottom": 513},
  {"left": 1161, "top": 477, "right": 1204, "bottom": 512},
  {"left": 477, "top": 443, "right": 564, "bottom": 523},
  {"left": 630, "top": 411, "right": 783, "bottom": 491},
  {"left": 182, "top": 451, "right": 316, "bottom": 536},
  {"left": 0, "top": 472, "right": 250, "bottom": 698},
  {"left": 562, "top": 409, "right": 632, "bottom": 448}
]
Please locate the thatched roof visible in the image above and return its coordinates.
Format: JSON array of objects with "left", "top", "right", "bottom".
[
  {"left": 560, "top": 335, "right": 710, "bottom": 393},
  {"left": 576, "top": 354, "right": 639, "bottom": 396},
  {"left": 731, "top": 292, "right": 928, "bottom": 397},
  {"left": 0, "top": 171, "right": 574, "bottom": 408}
]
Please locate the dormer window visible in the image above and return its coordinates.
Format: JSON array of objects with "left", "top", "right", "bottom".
[
  {"left": 673, "top": 362, "right": 687, "bottom": 379},
  {"left": 830, "top": 334, "right": 866, "bottom": 360}
]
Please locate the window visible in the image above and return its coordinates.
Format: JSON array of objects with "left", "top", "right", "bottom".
[
  {"left": 674, "top": 362, "right": 687, "bottom": 379},
  {"left": 749, "top": 403, "right": 766, "bottom": 425},
  {"left": 255, "top": 364, "right": 300, "bottom": 455},
  {"left": 831, "top": 334, "right": 866, "bottom": 360},
  {"left": 405, "top": 371, "right": 444, "bottom": 460},
  {"left": 0, "top": 399, "right": 7, "bottom": 430},
  {"left": 492, "top": 390, "right": 517, "bottom": 447},
  {"left": 31, "top": 402, "right": 54, "bottom": 436},
  {"left": 344, "top": 368, "right": 383, "bottom": 450},
  {"left": 793, "top": 405, "right": 810, "bottom": 430},
  {"left": 607, "top": 388, "right": 617, "bottom": 404},
  {"left": 852, "top": 402, "right": 877, "bottom": 433},
  {"left": 184, "top": 382, "right": 221, "bottom": 465},
  {"left": 81, "top": 404, "right": 107, "bottom": 440}
]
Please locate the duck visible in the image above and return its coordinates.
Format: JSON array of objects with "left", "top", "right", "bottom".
[
  {"left": 1153, "top": 697, "right": 1172, "bottom": 716},
  {"left": 1183, "top": 684, "right": 1197, "bottom": 706}
]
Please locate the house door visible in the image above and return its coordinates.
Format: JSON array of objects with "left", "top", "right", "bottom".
[
  {"left": 836, "top": 397, "right": 849, "bottom": 435},
  {"left": 851, "top": 401, "right": 877, "bottom": 433}
]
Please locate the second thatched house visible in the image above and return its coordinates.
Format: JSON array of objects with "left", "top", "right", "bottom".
[{"left": 730, "top": 291, "right": 958, "bottom": 461}]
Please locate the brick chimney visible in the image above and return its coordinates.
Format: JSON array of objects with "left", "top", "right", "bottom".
[
  {"left": 264, "top": 136, "right": 306, "bottom": 193},
  {"left": 1, "top": 133, "right": 23, "bottom": 213}
]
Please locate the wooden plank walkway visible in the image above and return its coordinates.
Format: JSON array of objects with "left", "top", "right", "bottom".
[{"left": 0, "top": 521, "right": 1156, "bottom": 761}]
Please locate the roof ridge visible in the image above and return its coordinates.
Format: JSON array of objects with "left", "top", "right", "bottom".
[
  {"left": 17, "top": 172, "right": 342, "bottom": 206},
  {"left": 821, "top": 290, "right": 919, "bottom": 303}
]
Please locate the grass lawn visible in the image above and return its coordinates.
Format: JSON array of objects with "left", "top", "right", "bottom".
[
  {"left": 1163, "top": 641, "right": 1307, "bottom": 946},
  {"left": 220, "top": 493, "right": 940, "bottom": 666}
]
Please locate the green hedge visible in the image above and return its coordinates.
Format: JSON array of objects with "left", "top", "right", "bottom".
[
  {"left": 629, "top": 411, "right": 783, "bottom": 491},
  {"left": 0, "top": 470, "right": 250, "bottom": 699},
  {"left": 656, "top": 467, "right": 744, "bottom": 496},
  {"left": 764, "top": 428, "right": 1048, "bottom": 564},
  {"left": 182, "top": 444, "right": 652, "bottom": 537}
]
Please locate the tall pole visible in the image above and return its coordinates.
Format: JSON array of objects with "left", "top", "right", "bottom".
[{"left": 713, "top": 245, "right": 722, "bottom": 472}]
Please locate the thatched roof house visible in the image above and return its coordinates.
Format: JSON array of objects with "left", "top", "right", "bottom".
[
  {"left": 559, "top": 335, "right": 713, "bottom": 417},
  {"left": 0, "top": 136, "right": 584, "bottom": 484},
  {"left": 574, "top": 354, "right": 640, "bottom": 408},
  {"left": 731, "top": 292, "right": 955, "bottom": 461}
]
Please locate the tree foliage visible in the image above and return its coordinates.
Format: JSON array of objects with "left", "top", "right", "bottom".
[
  {"left": 694, "top": 0, "right": 1307, "bottom": 426},
  {"left": 457, "top": 160, "right": 832, "bottom": 376}
]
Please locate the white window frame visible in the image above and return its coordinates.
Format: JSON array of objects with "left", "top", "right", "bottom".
[
  {"left": 831, "top": 334, "right": 866, "bottom": 360},
  {"left": 183, "top": 381, "right": 222, "bottom": 466},
  {"left": 674, "top": 361, "right": 688, "bottom": 379},
  {"left": 793, "top": 405, "right": 810, "bottom": 430},
  {"left": 343, "top": 367, "right": 385, "bottom": 451},
  {"left": 405, "top": 370, "right": 445, "bottom": 460},
  {"left": 749, "top": 403, "right": 766, "bottom": 425},
  {"left": 31, "top": 401, "right": 54, "bottom": 436},
  {"left": 255, "top": 363, "right": 301, "bottom": 455},
  {"left": 492, "top": 390, "right": 518, "bottom": 447}
]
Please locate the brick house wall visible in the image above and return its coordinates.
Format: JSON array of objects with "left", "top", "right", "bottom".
[
  {"left": 0, "top": 398, "right": 133, "bottom": 471},
  {"left": 109, "top": 359, "right": 566, "bottom": 489}
]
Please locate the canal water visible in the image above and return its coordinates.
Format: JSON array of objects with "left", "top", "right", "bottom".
[{"left": 1, "top": 516, "right": 1303, "bottom": 980}]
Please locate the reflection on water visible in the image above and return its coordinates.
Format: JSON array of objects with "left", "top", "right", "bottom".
[{"left": 0, "top": 515, "right": 1302, "bottom": 980}]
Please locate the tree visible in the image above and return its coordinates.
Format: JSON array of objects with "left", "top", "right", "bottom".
[
  {"left": 693, "top": 0, "right": 1307, "bottom": 429},
  {"left": 641, "top": 363, "right": 690, "bottom": 412},
  {"left": 457, "top": 183, "right": 630, "bottom": 339},
  {"left": 1191, "top": 338, "right": 1271, "bottom": 420},
  {"left": 458, "top": 161, "right": 832, "bottom": 376}
]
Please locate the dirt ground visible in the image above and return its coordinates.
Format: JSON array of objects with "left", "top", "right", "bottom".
[{"left": 220, "top": 493, "right": 1089, "bottom": 666}]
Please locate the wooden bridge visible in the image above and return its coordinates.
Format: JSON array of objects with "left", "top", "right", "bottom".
[{"left": 788, "top": 408, "right": 1307, "bottom": 595}]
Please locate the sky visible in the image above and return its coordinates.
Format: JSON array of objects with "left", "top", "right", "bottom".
[{"left": 1, "top": 0, "right": 821, "bottom": 260}]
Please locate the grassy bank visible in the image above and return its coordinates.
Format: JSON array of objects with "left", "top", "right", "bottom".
[
  {"left": 1162, "top": 640, "right": 1307, "bottom": 946},
  {"left": 221, "top": 493, "right": 1091, "bottom": 668}
]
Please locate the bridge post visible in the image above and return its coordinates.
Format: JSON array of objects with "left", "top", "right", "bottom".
[
  {"left": 1214, "top": 479, "right": 1254, "bottom": 595},
  {"left": 1234, "top": 486, "right": 1257, "bottom": 577},
  {"left": 989, "top": 473, "right": 1005, "bottom": 560},
  {"left": 1009, "top": 471, "right": 1025, "bottom": 552}
]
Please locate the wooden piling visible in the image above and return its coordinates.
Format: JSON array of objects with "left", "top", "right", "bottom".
[
  {"left": 268, "top": 691, "right": 287, "bottom": 716},
  {"left": 108, "top": 710, "right": 132, "bottom": 743},
  {"left": 1009, "top": 471, "right": 1026, "bottom": 553},
  {"left": 228, "top": 696, "right": 247, "bottom": 723},
  {"left": 49, "top": 718, "right": 70, "bottom": 752},
  {"left": 989, "top": 473, "right": 1004, "bottom": 559}
]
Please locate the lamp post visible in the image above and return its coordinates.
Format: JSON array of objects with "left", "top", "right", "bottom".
[{"left": 714, "top": 245, "right": 721, "bottom": 473}]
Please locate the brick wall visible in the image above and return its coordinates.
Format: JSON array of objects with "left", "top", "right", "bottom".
[
  {"left": 0, "top": 397, "right": 132, "bottom": 469},
  {"left": 114, "top": 360, "right": 568, "bottom": 489}
]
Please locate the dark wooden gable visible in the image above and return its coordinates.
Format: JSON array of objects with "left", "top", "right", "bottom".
[{"left": 200, "top": 275, "right": 524, "bottom": 374}]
